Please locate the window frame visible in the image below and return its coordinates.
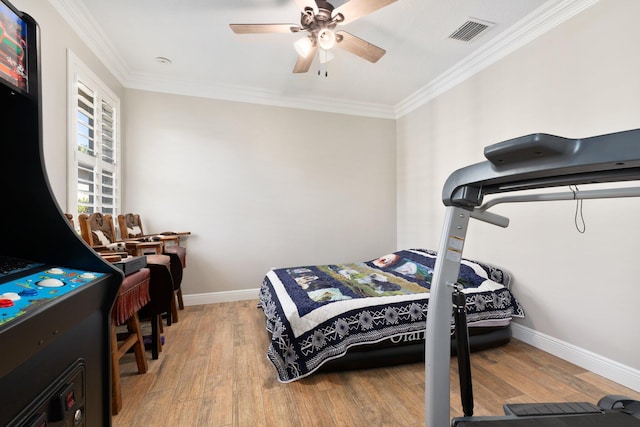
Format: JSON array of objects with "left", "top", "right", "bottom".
[{"left": 66, "top": 50, "right": 121, "bottom": 219}]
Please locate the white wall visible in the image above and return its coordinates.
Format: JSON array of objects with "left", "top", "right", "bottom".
[
  {"left": 123, "top": 89, "right": 397, "bottom": 295},
  {"left": 13, "top": 0, "right": 123, "bottom": 209},
  {"left": 11, "top": 0, "right": 397, "bottom": 301},
  {"left": 397, "top": 0, "right": 640, "bottom": 374}
]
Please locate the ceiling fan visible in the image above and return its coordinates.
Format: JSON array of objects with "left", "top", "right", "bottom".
[{"left": 230, "top": 0, "right": 398, "bottom": 73}]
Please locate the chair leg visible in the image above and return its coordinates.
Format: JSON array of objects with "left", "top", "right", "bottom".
[
  {"left": 151, "top": 314, "right": 162, "bottom": 360},
  {"left": 111, "top": 313, "right": 149, "bottom": 415},
  {"left": 170, "top": 292, "right": 179, "bottom": 324},
  {"left": 128, "top": 314, "right": 148, "bottom": 375},
  {"left": 111, "top": 324, "right": 122, "bottom": 415},
  {"left": 177, "top": 288, "right": 184, "bottom": 310}
]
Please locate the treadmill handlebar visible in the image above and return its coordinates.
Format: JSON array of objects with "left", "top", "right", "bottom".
[{"left": 443, "top": 128, "right": 640, "bottom": 208}]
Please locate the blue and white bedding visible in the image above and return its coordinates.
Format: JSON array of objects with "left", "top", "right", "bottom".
[{"left": 258, "top": 249, "right": 524, "bottom": 383}]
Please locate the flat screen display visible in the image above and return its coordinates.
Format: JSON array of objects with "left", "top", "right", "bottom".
[{"left": 0, "top": 0, "right": 27, "bottom": 92}]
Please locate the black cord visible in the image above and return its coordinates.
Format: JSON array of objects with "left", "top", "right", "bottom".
[{"left": 570, "top": 185, "right": 586, "bottom": 233}]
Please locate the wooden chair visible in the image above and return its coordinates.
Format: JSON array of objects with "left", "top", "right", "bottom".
[
  {"left": 65, "top": 213, "right": 152, "bottom": 414},
  {"left": 78, "top": 213, "right": 164, "bottom": 257},
  {"left": 64, "top": 212, "right": 75, "bottom": 225},
  {"left": 118, "top": 213, "right": 188, "bottom": 319},
  {"left": 117, "top": 213, "right": 189, "bottom": 250},
  {"left": 111, "top": 267, "right": 150, "bottom": 415},
  {"left": 78, "top": 213, "right": 175, "bottom": 357}
]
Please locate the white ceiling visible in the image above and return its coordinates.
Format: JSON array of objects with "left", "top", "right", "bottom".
[{"left": 51, "top": 0, "right": 596, "bottom": 118}]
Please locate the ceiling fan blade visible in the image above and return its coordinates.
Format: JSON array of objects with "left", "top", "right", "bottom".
[
  {"left": 229, "top": 24, "right": 301, "bottom": 34},
  {"left": 293, "top": 45, "right": 318, "bottom": 73},
  {"left": 333, "top": 0, "right": 398, "bottom": 24},
  {"left": 336, "top": 31, "right": 385, "bottom": 63},
  {"left": 294, "top": 0, "right": 318, "bottom": 14}
]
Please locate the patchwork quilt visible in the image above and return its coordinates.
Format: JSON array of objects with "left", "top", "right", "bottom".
[{"left": 258, "top": 249, "right": 524, "bottom": 382}]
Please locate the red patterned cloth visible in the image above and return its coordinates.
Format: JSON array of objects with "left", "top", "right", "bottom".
[{"left": 113, "top": 267, "right": 151, "bottom": 326}]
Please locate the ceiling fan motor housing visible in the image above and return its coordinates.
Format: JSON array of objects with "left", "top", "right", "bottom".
[
  {"left": 301, "top": 0, "right": 339, "bottom": 31},
  {"left": 315, "top": 1, "right": 334, "bottom": 20}
]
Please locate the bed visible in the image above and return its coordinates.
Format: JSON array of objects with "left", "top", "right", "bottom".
[{"left": 258, "top": 248, "right": 524, "bottom": 383}]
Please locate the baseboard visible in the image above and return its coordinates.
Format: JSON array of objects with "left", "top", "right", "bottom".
[
  {"left": 511, "top": 322, "right": 640, "bottom": 393},
  {"left": 183, "top": 288, "right": 259, "bottom": 306}
]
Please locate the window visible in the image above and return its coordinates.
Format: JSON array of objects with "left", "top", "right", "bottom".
[{"left": 67, "top": 51, "right": 121, "bottom": 218}]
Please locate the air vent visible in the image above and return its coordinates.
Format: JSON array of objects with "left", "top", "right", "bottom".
[{"left": 449, "top": 18, "right": 494, "bottom": 42}]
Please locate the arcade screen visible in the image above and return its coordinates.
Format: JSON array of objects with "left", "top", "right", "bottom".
[{"left": 0, "top": 0, "right": 27, "bottom": 92}]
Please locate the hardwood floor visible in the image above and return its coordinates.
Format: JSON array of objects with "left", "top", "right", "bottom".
[{"left": 112, "top": 301, "right": 640, "bottom": 426}]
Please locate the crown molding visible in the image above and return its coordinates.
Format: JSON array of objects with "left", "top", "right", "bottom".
[
  {"left": 394, "top": 0, "right": 598, "bottom": 118},
  {"left": 49, "top": 0, "right": 597, "bottom": 120},
  {"left": 48, "top": 0, "right": 395, "bottom": 118},
  {"left": 125, "top": 73, "right": 397, "bottom": 119},
  {"left": 49, "top": 0, "right": 131, "bottom": 83}
]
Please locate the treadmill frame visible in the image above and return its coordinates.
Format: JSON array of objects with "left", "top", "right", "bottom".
[{"left": 425, "top": 128, "right": 640, "bottom": 427}]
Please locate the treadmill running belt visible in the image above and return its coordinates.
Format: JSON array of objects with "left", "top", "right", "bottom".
[
  {"left": 455, "top": 411, "right": 640, "bottom": 426},
  {"left": 505, "top": 402, "right": 601, "bottom": 416}
]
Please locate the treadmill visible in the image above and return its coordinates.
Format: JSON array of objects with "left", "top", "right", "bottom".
[{"left": 424, "top": 128, "right": 640, "bottom": 426}]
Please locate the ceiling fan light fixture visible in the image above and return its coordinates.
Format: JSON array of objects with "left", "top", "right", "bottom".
[
  {"left": 294, "top": 36, "right": 314, "bottom": 58},
  {"left": 317, "top": 28, "right": 336, "bottom": 50},
  {"left": 319, "top": 49, "right": 335, "bottom": 64}
]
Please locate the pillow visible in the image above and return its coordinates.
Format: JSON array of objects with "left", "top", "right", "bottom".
[
  {"left": 127, "top": 225, "right": 143, "bottom": 237},
  {"left": 92, "top": 229, "right": 112, "bottom": 246}
]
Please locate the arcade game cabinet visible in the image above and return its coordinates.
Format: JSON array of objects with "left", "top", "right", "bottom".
[{"left": 0, "top": 1, "right": 122, "bottom": 425}]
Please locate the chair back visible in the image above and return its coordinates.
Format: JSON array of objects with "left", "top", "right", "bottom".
[
  {"left": 79, "top": 213, "right": 118, "bottom": 247},
  {"left": 118, "top": 213, "right": 145, "bottom": 239},
  {"left": 64, "top": 213, "right": 75, "bottom": 228}
]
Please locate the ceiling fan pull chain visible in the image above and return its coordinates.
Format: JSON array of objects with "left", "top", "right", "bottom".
[{"left": 318, "top": 49, "right": 329, "bottom": 77}]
